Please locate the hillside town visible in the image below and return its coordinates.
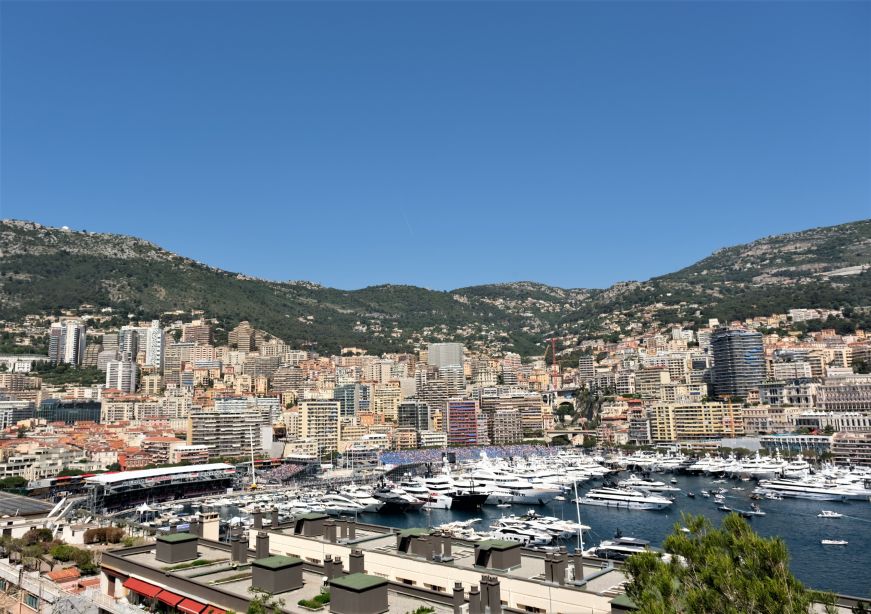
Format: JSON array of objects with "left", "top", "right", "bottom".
[{"left": 1, "top": 304, "right": 869, "bottom": 480}]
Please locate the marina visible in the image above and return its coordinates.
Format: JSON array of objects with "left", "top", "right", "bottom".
[{"left": 125, "top": 450, "right": 871, "bottom": 598}]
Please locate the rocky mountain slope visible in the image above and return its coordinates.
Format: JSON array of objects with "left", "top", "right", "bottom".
[{"left": 1, "top": 218, "right": 868, "bottom": 355}]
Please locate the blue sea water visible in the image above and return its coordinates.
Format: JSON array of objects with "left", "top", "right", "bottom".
[{"left": 371, "top": 473, "right": 871, "bottom": 598}]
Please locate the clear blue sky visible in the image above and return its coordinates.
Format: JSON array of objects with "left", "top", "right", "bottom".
[{"left": 2, "top": 1, "right": 869, "bottom": 290}]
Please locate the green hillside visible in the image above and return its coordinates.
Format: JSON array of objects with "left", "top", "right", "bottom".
[{"left": 1, "top": 219, "right": 868, "bottom": 355}]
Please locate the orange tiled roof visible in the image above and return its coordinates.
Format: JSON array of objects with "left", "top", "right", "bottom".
[{"left": 45, "top": 567, "right": 80, "bottom": 582}]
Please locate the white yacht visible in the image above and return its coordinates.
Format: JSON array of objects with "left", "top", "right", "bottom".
[
  {"left": 341, "top": 487, "right": 385, "bottom": 513},
  {"left": 817, "top": 510, "right": 843, "bottom": 518},
  {"left": 488, "top": 526, "right": 552, "bottom": 546},
  {"left": 397, "top": 478, "right": 453, "bottom": 510},
  {"left": 618, "top": 474, "right": 681, "bottom": 492},
  {"left": 783, "top": 456, "right": 811, "bottom": 478},
  {"left": 584, "top": 535, "right": 667, "bottom": 561},
  {"left": 467, "top": 468, "right": 561, "bottom": 505},
  {"left": 756, "top": 478, "right": 864, "bottom": 501},
  {"left": 733, "top": 452, "right": 786, "bottom": 480},
  {"left": 575, "top": 487, "right": 673, "bottom": 510}
]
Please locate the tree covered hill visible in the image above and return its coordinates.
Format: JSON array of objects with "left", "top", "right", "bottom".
[{"left": 1, "top": 218, "right": 868, "bottom": 355}]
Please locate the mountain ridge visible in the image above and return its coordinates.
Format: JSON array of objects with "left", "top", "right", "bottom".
[{"left": 1, "top": 218, "right": 869, "bottom": 355}]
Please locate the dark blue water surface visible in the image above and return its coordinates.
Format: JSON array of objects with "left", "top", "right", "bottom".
[{"left": 371, "top": 473, "right": 871, "bottom": 598}]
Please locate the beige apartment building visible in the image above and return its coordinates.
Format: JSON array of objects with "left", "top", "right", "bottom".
[{"left": 651, "top": 402, "right": 744, "bottom": 442}]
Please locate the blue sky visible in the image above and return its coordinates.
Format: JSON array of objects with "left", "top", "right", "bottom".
[{"left": 2, "top": 1, "right": 869, "bottom": 290}]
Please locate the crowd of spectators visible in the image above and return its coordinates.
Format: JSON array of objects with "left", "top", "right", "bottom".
[
  {"left": 256, "top": 463, "right": 306, "bottom": 484},
  {"left": 379, "top": 444, "right": 559, "bottom": 467}
]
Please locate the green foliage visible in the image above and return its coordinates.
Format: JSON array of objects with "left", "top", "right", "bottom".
[
  {"left": 29, "top": 361, "right": 104, "bottom": 387},
  {"left": 49, "top": 544, "right": 78, "bottom": 562},
  {"left": 0, "top": 331, "right": 48, "bottom": 354},
  {"left": 164, "top": 558, "right": 222, "bottom": 571},
  {"left": 624, "top": 513, "right": 835, "bottom": 614},
  {"left": 297, "top": 592, "right": 330, "bottom": 609},
  {"left": 22, "top": 528, "right": 54, "bottom": 546},
  {"left": 83, "top": 527, "right": 125, "bottom": 544},
  {"left": 248, "top": 589, "right": 285, "bottom": 614},
  {"left": 0, "top": 476, "right": 27, "bottom": 490},
  {"left": 2, "top": 219, "right": 869, "bottom": 354}
]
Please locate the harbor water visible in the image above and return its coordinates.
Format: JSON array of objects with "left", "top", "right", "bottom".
[
  {"left": 360, "top": 473, "right": 871, "bottom": 598},
  {"left": 196, "top": 472, "right": 871, "bottom": 598}
]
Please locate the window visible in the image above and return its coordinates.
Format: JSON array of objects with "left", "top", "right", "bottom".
[
  {"left": 398, "top": 578, "right": 415, "bottom": 586},
  {"left": 25, "top": 593, "right": 39, "bottom": 609}
]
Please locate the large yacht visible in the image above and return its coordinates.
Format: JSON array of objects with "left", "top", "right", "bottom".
[
  {"left": 755, "top": 477, "right": 865, "bottom": 501},
  {"left": 618, "top": 474, "right": 681, "bottom": 492},
  {"left": 422, "top": 474, "right": 489, "bottom": 510},
  {"left": 733, "top": 452, "right": 787, "bottom": 480},
  {"left": 372, "top": 486, "right": 425, "bottom": 513},
  {"left": 575, "top": 487, "right": 673, "bottom": 510},
  {"left": 466, "top": 468, "right": 561, "bottom": 505},
  {"left": 585, "top": 535, "right": 660, "bottom": 561}
]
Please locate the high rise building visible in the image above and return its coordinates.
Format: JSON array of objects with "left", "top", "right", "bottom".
[
  {"left": 427, "top": 343, "right": 464, "bottom": 369},
  {"left": 445, "top": 398, "right": 480, "bottom": 446},
  {"left": 118, "top": 327, "right": 141, "bottom": 361},
  {"left": 577, "top": 355, "right": 595, "bottom": 383},
  {"left": 182, "top": 320, "right": 213, "bottom": 345},
  {"left": 188, "top": 406, "right": 271, "bottom": 458},
  {"left": 49, "top": 321, "right": 87, "bottom": 365},
  {"left": 333, "top": 383, "right": 369, "bottom": 417},
  {"left": 372, "top": 382, "right": 402, "bottom": 421},
  {"left": 229, "top": 321, "right": 255, "bottom": 353},
  {"left": 501, "top": 353, "right": 521, "bottom": 385},
  {"left": 439, "top": 364, "right": 465, "bottom": 397},
  {"left": 164, "top": 341, "right": 196, "bottom": 387},
  {"left": 299, "top": 400, "right": 340, "bottom": 454},
  {"left": 105, "top": 360, "right": 138, "bottom": 393},
  {"left": 397, "top": 400, "right": 430, "bottom": 431},
  {"left": 711, "top": 328, "right": 764, "bottom": 399},
  {"left": 101, "top": 332, "right": 119, "bottom": 353},
  {"left": 144, "top": 320, "right": 165, "bottom": 370}
]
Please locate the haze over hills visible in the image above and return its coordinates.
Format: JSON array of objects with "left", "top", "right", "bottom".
[{"left": 1, "top": 218, "right": 869, "bottom": 356}]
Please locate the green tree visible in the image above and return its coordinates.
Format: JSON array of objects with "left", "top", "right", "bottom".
[{"left": 624, "top": 513, "right": 835, "bottom": 613}]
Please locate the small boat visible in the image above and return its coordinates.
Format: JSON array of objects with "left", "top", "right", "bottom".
[
  {"left": 821, "top": 539, "right": 848, "bottom": 545},
  {"left": 496, "top": 503, "right": 511, "bottom": 508},
  {"left": 670, "top": 478, "right": 678, "bottom": 484},
  {"left": 700, "top": 491, "right": 710, "bottom": 498},
  {"left": 717, "top": 505, "right": 731, "bottom": 512},
  {"left": 817, "top": 510, "right": 843, "bottom": 518},
  {"left": 686, "top": 492, "right": 695, "bottom": 498},
  {"left": 554, "top": 496, "right": 566, "bottom": 502}
]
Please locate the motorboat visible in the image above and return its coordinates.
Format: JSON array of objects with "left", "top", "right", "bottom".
[
  {"left": 820, "top": 539, "right": 848, "bottom": 545},
  {"left": 576, "top": 487, "right": 673, "bottom": 510},
  {"left": 372, "top": 487, "right": 425, "bottom": 513},
  {"left": 817, "top": 510, "right": 843, "bottom": 518},
  {"left": 584, "top": 534, "right": 667, "bottom": 561},
  {"left": 488, "top": 526, "right": 552, "bottom": 546}
]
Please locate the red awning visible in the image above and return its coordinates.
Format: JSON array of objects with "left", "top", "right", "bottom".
[
  {"left": 122, "top": 577, "right": 162, "bottom": 599},
  {"left": 157, "top": 590, "right": 184, "bottom": 607},
  {"left": 177, "top": 598, "right": 207, "bottom": 614},
  {"left": 202, "top": 607, "right": 226, "bottom": 614}
]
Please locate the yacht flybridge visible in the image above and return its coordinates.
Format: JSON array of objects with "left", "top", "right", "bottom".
[{"left": 618, "top": 474, "right": 681, "bottom": 492}]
